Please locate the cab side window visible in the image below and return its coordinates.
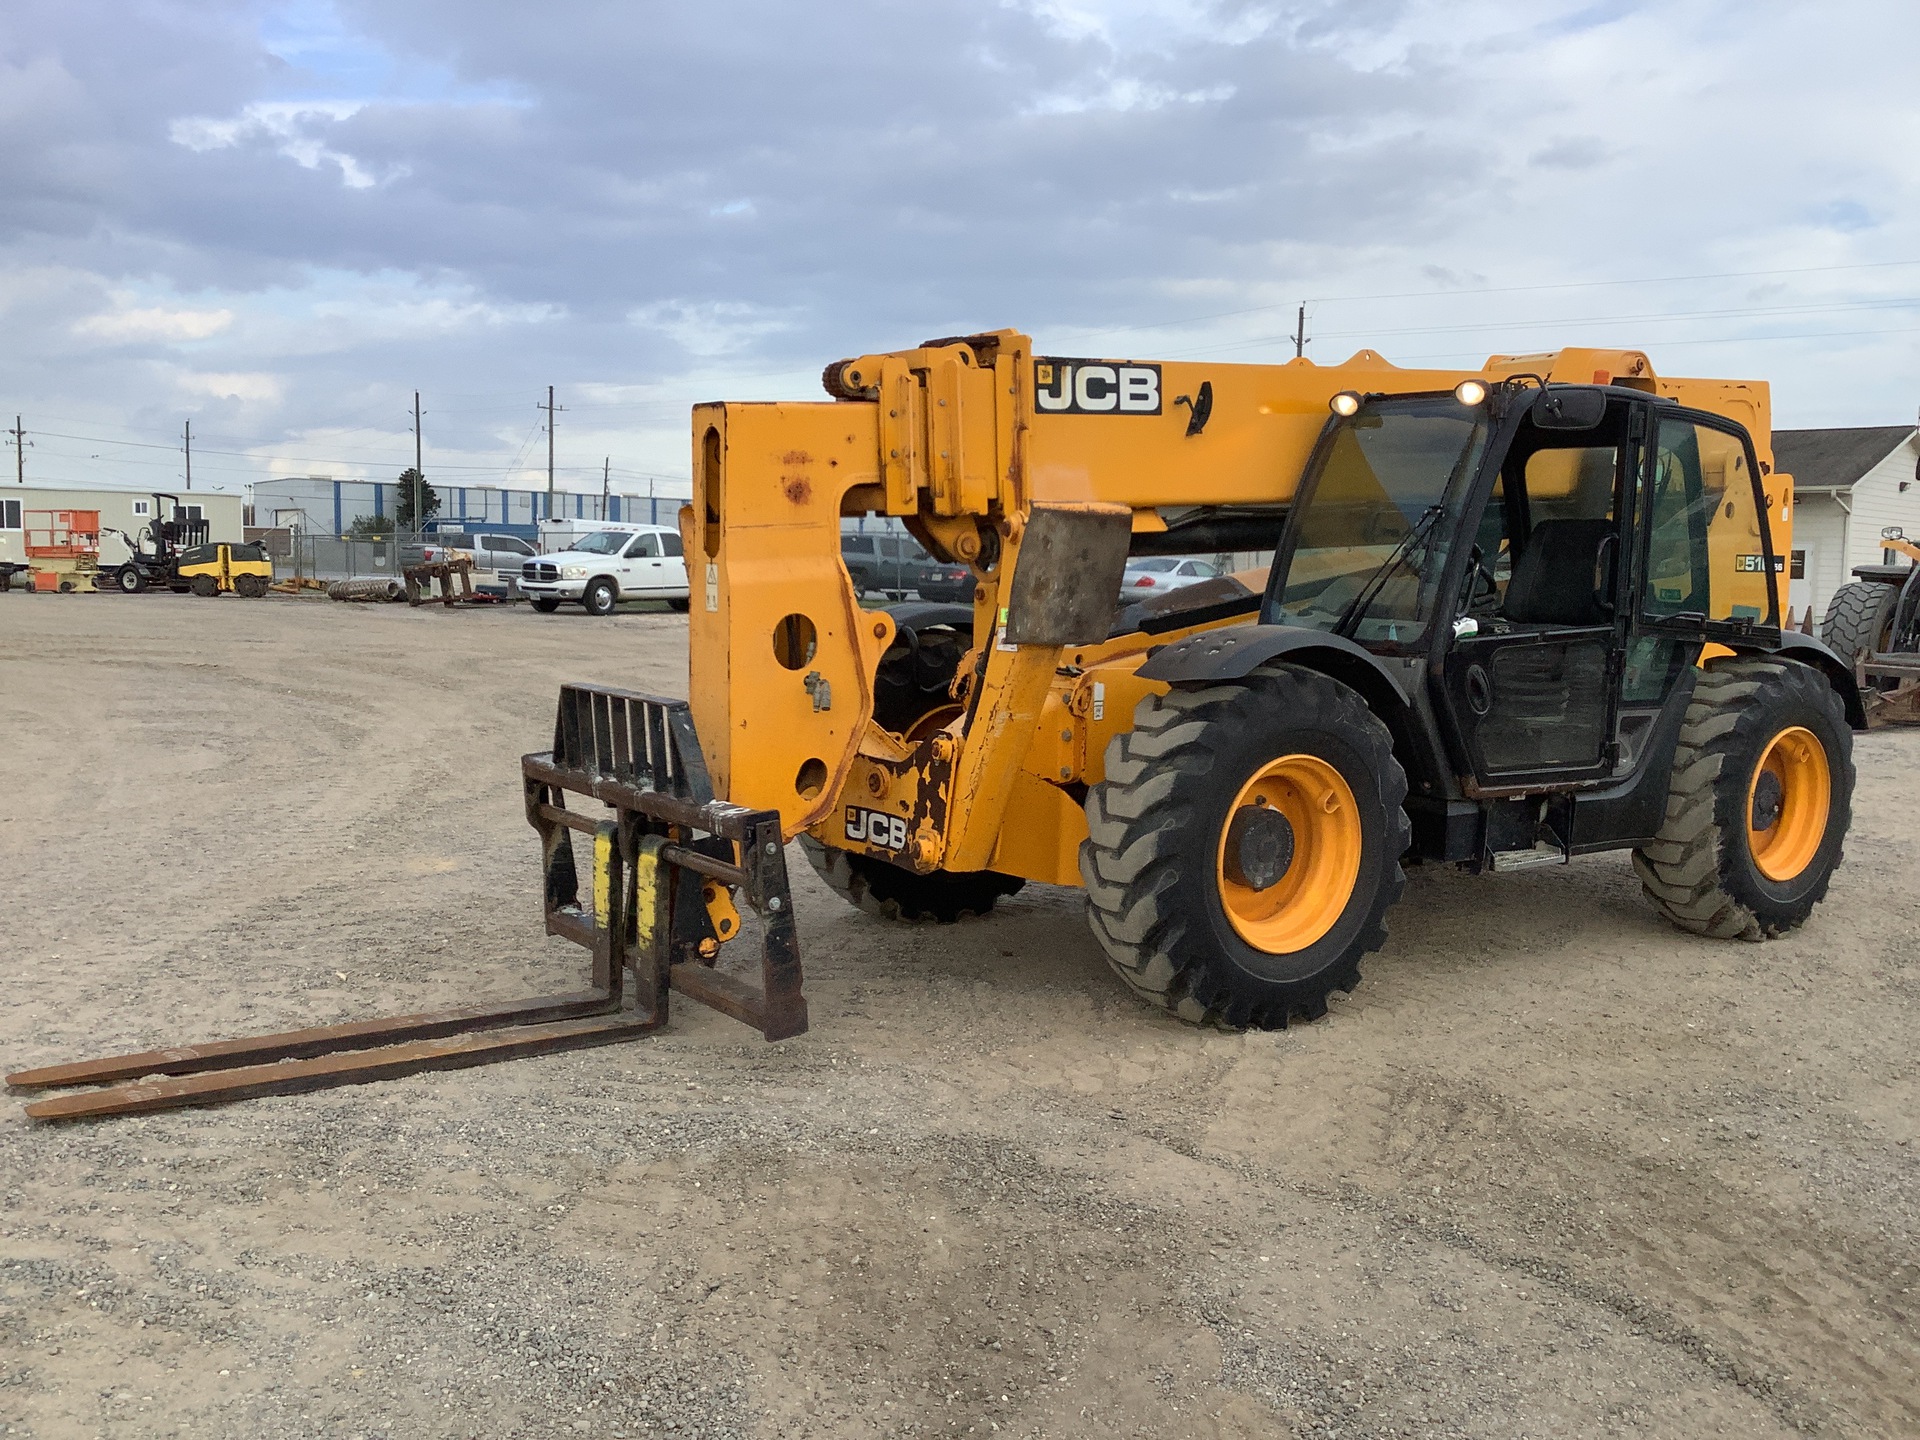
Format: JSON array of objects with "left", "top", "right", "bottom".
[
  {"left": 661, "top": 530, "right": 683, "bottom": 557},
  {"left": 625, "top": 532, "right": 661, "bottom": 559},
  {"left": 1644, "top": 422, "right": 1713, "bottom": 620},
  {"left": 1496, "top": 419, "right": 1625, "bottom": 629},
  {"left": 1644, "top": 418, "right": 1771, "bottom": 625}
]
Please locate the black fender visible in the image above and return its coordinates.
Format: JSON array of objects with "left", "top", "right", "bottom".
[
  {"left": 1725, "top": 632, "right": 1867, "bottom": 731},
  {"left": 1138, "top": 624, "right": 1442, "bottom": 792},
  {"left": 1139, "top": 623, "right": 1403, "bottom": 695}
]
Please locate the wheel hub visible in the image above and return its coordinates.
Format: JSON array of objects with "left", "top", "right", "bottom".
[
  {"left": 1214, "top": 753, "right": 1363, "bottom": 955},
  {"left": 1747, "top": 725, "right": 1830, "bottom": 882},
  {"left": 1223, "top": 804, "right": 1296, "bottom": 890}
]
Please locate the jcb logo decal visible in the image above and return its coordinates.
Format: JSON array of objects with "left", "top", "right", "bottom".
[
  {"left": 1035, "top": 358, "right": 1161, "bottom": 416},
  {"left": 846, "top": 806, "right": 908, "bottom": 851}
]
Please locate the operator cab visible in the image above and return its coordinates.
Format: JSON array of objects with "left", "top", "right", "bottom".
[{"left": 1267, "top": 380, "right": 1781, "bottom": 800}]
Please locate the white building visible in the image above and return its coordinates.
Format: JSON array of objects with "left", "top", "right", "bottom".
[
  {"left": 0, "top": 485, "right": 245, "bottom": 568},
  {"left": 1775, "top": 425, "right": 1920, "bottom": 625}
]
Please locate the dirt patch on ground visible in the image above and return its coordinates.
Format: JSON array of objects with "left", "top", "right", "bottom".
[{"left": 1, "top": 594, "right": 1915, "bottom": 1439}]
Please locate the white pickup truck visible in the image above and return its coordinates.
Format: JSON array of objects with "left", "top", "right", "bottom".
[{"left": 519, "top": 525, "right": 690, "bottom": 615}]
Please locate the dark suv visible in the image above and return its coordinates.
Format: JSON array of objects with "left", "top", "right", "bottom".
[
  {"left": 910, "top": 554, "right": 974, "bottom": 602},
  {"left": 840, "top": 531, "right": 976, "bottom": 601}
]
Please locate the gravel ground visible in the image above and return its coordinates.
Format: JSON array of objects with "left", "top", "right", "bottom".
[{"left": 0, "top": 594, "right": 1915, "bottom": 1440}]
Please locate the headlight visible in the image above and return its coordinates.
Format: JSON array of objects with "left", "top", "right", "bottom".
[
  {"left": 1453, "top": 378, "right": 1489, "bottom": 406},
  {"left": 1329, "top": 391, "right": 1362, "bottom": 417},
  {"left": 561, "top": 565, "right": 588, "bottom": 579}
]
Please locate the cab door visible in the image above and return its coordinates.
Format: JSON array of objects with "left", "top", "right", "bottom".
[
  {"left": 623, "top": 530, "right": 667, "bottom": 593},
  {"left": 1437, "top": 394, "right": 1639, "bottom": 789},
  {"left": 658, "top": 527, "right": 688, "bottom": 595}
]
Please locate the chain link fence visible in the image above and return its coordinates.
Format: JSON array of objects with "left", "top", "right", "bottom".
[{"left": 245, "top": 528, "right": 522, "bottom": 591}]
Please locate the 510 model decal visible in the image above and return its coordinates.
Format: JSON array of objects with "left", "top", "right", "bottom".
[{"left": 1034, "top": 358, "right": 1162, "bottom": 416}]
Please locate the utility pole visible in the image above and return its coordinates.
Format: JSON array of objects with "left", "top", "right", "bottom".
[
  {"left": 602, "top": 455, "right": 610, "bottom": 520},
  {"left": 1292, "top": 303, "right": 1310, "bottom": 359},
  {"left": 539, "top": 386, "right": 566, "bottom": 522},
  {"left": 412, "top": 390, "right": 424, "bottom": 533},
  {"left": 9, "top": 417, "right": 22, "bottom": 485},
  {"left": 183, "top": 419, "right": 192, "bottom": 491}
]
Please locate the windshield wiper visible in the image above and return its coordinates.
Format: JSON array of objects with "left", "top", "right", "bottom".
[{"left": 1334, "top": 503, "right": 1446, "bottom": 636}]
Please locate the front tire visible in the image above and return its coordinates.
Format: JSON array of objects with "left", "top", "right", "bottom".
[
  {"left": 1633, "top": 660, "right": 1852, "bottom": 940},
  {"left": 582, "top": 579, "right": 617, "bottom": 616},
  {"left": 1081, "top": 665, "right": 1410, "bottom": 1028},
  {"left": 530, "top": 597, "right": 562, "bottom": 613},
  {"left": 190, "top": 575, "right": 219, "bottom": 597},
  {"left": 117, "top": 565, "right": 147, "bottom": 594}
]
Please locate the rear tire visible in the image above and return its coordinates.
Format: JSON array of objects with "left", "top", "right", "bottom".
[
  {"left": 582, "top": 579, "right": 617, "bottom": 616},
  {"left": 1081, "top": 665, "right": 1410, "bottom": 1028},
  {"left": 666, "top": 596, "right": 691, "bottom": 613},
  {"left": 530, "top": 598, "right": 562, "bottom": 613},
  {"left": 800, "top": 836, "right": 1024, "bottom": 922},
  {"left": 191, "top": 575, "right": 218, "bottom": 597},
  {"left": 873, "top": 619, "right": 971, "bottom": 735},
  {"left": 1819, "top": 581, "right": 1898, "bottom": 664},
  {"left": 1633, "top": 660, "right": 1852, "bottom": 941}
]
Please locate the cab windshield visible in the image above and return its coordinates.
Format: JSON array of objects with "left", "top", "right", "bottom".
[
  {"left": 1273, "top": 396, "right": 1490, "bottom": 647},
  {"left": 570, "top": 531, "right": 631, "bottom": 555}
]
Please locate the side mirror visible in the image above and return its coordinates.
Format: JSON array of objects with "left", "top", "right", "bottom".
[{"left": 1532, "top": 385, "right": 1608, "bottom": 431}]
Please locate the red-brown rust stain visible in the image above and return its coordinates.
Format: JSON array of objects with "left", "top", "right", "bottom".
[
  {"left": 783, "top": 476, "right": 812, "bottom": 505},
  {"left": 780, "top": 450, "right": 813, "bottom": 466}
]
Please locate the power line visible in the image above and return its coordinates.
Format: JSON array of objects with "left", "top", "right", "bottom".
[
  {"left": 1049, "top": 257, "right": 1920, "bottom": 345},
  {"left": 1364, "top": 323, "right": 1920, "bottom": 366},
  {"left": 1160, "top": 297, "right": 1920, "bottom": 359}
]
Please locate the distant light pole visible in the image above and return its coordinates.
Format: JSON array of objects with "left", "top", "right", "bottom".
[
  {"left": 412, "top": 391, "right": 425, "bottom": 533},
  {"left": 539, "top": 386, "right": 566, "bottom": 523}
]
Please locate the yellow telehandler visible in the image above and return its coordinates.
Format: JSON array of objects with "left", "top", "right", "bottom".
[{"left": 13, "top": 332, "right": 1864, "bottom": 1118}]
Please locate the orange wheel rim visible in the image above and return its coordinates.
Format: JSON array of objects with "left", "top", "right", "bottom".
[
  {"left": 1747, "top": 725, "right": 1829, "bottom": 882},
  {"left": 1215, "top": 754, "right": 1362, "bottom": 954}
]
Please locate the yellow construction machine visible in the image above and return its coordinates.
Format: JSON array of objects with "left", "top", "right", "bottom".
[{"left": 11, "top": 331, "right": 1866, "bottom": 1118}]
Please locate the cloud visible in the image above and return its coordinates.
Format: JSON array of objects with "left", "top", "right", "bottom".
[
  {"left": 74, "top": 303, "right": 235, "bottom": 343},
  {"left": 176, "top": 370, "right": 285, "bottom": 403},
  {"left": 0, "top": 0, "right": 1916, "bottom": 504},
  {"left": 171, "top": 100, "right": 388, "bottom": 188}
]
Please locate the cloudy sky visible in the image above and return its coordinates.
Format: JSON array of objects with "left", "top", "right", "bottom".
[{"left": 2, "top": 0, "right": 1916, "bottom": 503}]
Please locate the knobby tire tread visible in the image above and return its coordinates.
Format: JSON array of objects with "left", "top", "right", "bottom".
[
  {"left": 1631, "top": 660, "right": 1852, "bottom": 941},
  {"left": 1079, "top": 667, "right": 1410, "bottom": 1030}
]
